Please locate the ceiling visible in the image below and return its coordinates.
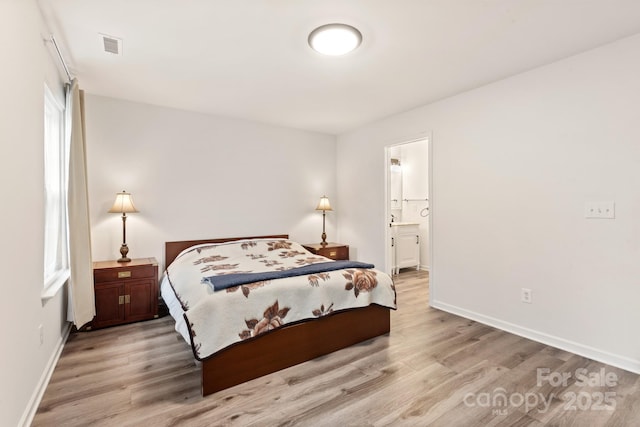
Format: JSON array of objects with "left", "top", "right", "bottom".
[{"left": 39, "top": 1, "right": 640, "bottom": 135}]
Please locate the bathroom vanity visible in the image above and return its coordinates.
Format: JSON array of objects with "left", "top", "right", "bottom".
[{"left": 391, "top": 222, "right": 420, "bottom": 274}]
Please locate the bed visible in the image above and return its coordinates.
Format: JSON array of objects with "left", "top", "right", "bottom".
[{"left": 160, "top": 234, "right": 396, "bottom": 396}]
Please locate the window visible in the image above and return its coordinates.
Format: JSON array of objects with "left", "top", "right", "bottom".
[{"left": 43, "top": 84, "right": 69, "bottom": 294}]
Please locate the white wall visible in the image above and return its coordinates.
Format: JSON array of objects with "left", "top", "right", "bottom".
[
  {"left": 0, "top": 1, "right": 70, "bottom": 426},
  {"left": 337, "top": 33, "right": 640, "bottom": 372},
  {"left": 84, "top": 95, "right": 337, "bottom": 271}
]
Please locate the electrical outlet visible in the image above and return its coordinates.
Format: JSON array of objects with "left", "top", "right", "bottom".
[
  {"left": 584, "top": 201, "right": 615, "bottom": 219},
  {"left": 39, "top": 324, "right": 44, "bottom": 345},
  {"left": 521, "top": 288, "right": 532, "bottom": 304}
]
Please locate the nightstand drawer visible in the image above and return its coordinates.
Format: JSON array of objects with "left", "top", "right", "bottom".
[
  {"left": 302, "top": 243, "right": 349, "bottom": 260},
  {"left": 317, "top": 246, "right": 349, "bottom": 260},
  {"left": 94, "top": 265, "right": 156, "bottom": 283}
]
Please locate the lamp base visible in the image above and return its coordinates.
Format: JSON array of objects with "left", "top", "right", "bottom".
[
  {"left": 320, "top": 232, "right": 328, "bottom": 246},
  {"left": 117, "top": 244, "right": 131, "bottom": 263}
]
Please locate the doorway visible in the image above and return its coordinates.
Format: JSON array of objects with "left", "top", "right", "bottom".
[{"left": 384, "top": 137, "right": 431, "bottom": 284}]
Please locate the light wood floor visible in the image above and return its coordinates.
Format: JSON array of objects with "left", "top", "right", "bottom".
[{"left": 34, "top": 270, "right": 639, "bottom": 426}]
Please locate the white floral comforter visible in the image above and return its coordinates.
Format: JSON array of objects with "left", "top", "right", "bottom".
[{"left": 163, "top": 238, "right": 397, "bottom": 360}]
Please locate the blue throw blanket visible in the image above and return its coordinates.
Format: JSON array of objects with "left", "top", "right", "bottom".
[{"left": 203, "top": 260, "right": 375, "bottom": 291}]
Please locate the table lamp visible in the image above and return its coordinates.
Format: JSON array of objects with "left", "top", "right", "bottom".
[
  {"left": 315, "top": 195, "right": 332, "bottom": 246},
  {"left": 108, "top": 191, "right": 139, "bottom": 262}
]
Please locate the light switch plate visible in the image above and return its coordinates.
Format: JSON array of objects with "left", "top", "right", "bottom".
[{"left": 584, "top": 201, "right": 615, "bottom": 219}]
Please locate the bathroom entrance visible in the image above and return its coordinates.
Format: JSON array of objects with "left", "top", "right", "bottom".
[{"left": 385, "top": 137, "right": 430, "bottom": 277}]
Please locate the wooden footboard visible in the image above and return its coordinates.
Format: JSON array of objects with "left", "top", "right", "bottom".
[{"left": 201, "top": 304, "right": 390, "bottom": 396}]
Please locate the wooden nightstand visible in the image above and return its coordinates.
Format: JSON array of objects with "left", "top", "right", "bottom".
[
  {"left": 90, "top": 257, "right": 159, "bottom": 329},
  {"left": 302, "top": 243, "right": 349, "bottom": 260}
]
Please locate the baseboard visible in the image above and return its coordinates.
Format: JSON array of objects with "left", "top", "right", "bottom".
[
  {"left": 394, "top": 266, "right": 429, "bottom": 275},
  {"left": 432, "top": 300, "right": 640, "bottom": 375},
  {"left": 19, "top": 322, "right": 72, "bottom": 427}
]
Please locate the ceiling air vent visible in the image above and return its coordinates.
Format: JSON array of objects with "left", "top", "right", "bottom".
[{"left": 99, "top": 34, "right": 123, "bottom": 55}]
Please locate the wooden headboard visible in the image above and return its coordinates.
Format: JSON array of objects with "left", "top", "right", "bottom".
[{"left": 165, "top": 234, "right": 289, "bottom": 267}]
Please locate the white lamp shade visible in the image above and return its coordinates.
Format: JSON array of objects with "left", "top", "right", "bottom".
[
  {"left": 316, "top": 196, "right": 332, "bottom": 211},
  {"left": 108, "top": 191, "right": 139, "bottom": 213}
]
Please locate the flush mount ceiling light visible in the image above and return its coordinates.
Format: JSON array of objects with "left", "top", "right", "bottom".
[{"left": 308, "top": 23, "right": 362, "bottom": 56}]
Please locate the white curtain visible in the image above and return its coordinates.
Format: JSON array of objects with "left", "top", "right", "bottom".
[{"left": 66, "top": 79, "right": 95, "bottom": 328}]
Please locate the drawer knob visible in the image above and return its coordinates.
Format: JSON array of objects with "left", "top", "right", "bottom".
[
  {"left": 118, "top": 271, "right": 132, "bottom": 279},
  {"left": 329, "top": 251, "right": 337, "bottom": 257}
]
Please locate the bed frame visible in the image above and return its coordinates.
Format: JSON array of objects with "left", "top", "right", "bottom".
[{"left": 165, "top": 234, "right": 391, "bottom": 396}]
